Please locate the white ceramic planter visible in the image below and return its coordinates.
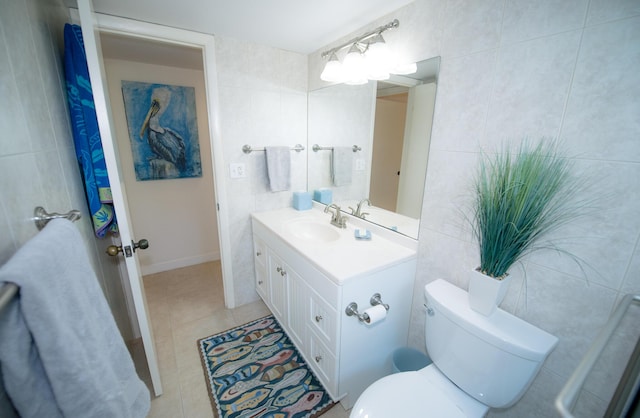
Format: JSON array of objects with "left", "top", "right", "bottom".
[{"left": 468, "top": 268, "right": 512, "bottom": 316}]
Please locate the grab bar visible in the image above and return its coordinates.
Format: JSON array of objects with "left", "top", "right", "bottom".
[{"left": 555, "top": 293, "right": 640, "bottom": 417}]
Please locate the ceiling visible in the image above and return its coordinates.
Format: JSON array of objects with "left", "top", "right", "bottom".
[
  {"left": 100, "top": 33, "right": 204, "bottom": 70},
  {"left": 75, "top": 0, "right": 414, "bottom": 54}
]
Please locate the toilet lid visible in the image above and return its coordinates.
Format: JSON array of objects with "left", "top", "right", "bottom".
[{"left": 351, "top": 370, "right": 480, "bottom": 418}]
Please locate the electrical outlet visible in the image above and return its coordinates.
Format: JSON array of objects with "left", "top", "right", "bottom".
[
  {"left": 229, "top": 163, "right": 246, "bottom": 179},
  {"left": 355, "top": 158, "right": 366, "bottom": 171}
]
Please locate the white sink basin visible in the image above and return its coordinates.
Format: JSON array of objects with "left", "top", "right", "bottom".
[{"left": 285, "top": 219, "right": 341, "bottom": 242}]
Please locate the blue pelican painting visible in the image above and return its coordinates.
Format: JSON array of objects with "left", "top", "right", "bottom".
[{"left": 121, "top": 81, "right": 202, "bottom": 181}]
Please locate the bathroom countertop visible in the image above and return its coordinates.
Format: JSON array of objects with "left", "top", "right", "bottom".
[{"left": 251, "top": 206, "right": 417, "bottom": 284}]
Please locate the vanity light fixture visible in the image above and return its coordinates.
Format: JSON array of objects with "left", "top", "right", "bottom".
[{"left": 320, "top": 19, "right": 416, "bottom": 84}]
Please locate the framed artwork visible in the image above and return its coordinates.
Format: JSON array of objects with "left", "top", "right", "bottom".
[{"left": 121, "top": 81, "right": 202, "bottom": 181}]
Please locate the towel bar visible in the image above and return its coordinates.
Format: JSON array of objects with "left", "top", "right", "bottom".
[
  {"left": 33, "top": 206, "right": 81, "bottom": 231},
  {"left": 0, "top": 283, "right": 19, "bottom": 314},
  {"left": 242, "top": 144, "right": 305, "bottom": 154},
  {"left": 0, "top": 207, "right": 83, "bottom": 314},
  {"left": 312, "top": 144, "right": 362, "bottom": 153}
]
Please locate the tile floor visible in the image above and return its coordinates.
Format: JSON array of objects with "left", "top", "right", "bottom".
[{"left": 134, "top": 261, "right": 351, "bottom": 418}]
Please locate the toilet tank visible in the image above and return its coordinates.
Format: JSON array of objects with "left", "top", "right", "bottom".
[{"left": 424, "top": 279, "right": 558, "bottom": 408}]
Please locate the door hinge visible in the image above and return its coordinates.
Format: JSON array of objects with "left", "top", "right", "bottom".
[{"left": 124, "top": 245, "right": 133, "bottom": 257}]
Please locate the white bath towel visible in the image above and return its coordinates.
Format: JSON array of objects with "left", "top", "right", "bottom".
[
  {"left": 331, "top": 146, "right": 353, "bottom": 186},
  {"left": 0, "top": 219, "right": 150, "bottom": 418},
  {"left": 265, "top": 146, "right": 291, "bottom": 192}
]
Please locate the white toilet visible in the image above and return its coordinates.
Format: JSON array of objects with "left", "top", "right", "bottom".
[{"left": 350, "top": 279, "right": 558, "bottom": 417}]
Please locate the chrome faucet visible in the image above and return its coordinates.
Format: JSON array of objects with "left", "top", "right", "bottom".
[
  {"left": 324, "top": 204, "right": 347, "bottom": 228},
  {"left": 349, "top": 198, "right": 371, "bottom": 219}
]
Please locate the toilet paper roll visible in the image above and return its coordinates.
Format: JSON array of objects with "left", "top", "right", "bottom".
[{"left": 363, "top": 304, "right": 387, "bottom": 325}]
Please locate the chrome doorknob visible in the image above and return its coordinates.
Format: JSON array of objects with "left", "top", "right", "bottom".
[
  {"left": 106, "top": 238, "right": 149, "bottom": 257},
  {"left": 132, "top": 239, "right": 149, "bottom": 252}
]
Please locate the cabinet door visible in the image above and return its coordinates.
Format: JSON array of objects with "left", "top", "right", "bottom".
[
  {"left": 268, "top": 252, "right": 288, "bottom": 324},
  {"left": 253, "top": 237, "right": 268, "bottom": 301},
  {"left": 287, "top": 269, "right": 306, "bottom": 350},
  {"left": 308, "top": 288, "right": 338, "bottom": 353}
]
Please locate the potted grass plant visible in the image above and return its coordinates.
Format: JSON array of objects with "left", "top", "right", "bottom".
[{"left": 468, "top": 140, "right": 585, "bottom": 315}]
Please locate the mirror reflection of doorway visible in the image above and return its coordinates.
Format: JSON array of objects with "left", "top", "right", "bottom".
[{"left": 370, "top": 59, "right": 438, "bottom": 220}]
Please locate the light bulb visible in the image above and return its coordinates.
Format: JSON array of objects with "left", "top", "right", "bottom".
[
  {"left": 364, "top": 34, "right": 390, "bottom": 80},
  {"left": 391, "top": 62, "right": 417, "bottom": 75},
  {"left": 320, "top": 52, "right": 344, "bottom": 82},
  {"left": 343, "top": 43, "right": 367, "bottom": 84}
]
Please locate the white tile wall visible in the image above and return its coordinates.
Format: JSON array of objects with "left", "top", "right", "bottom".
[
  {"left": 214, "top": 37, "right": 308, "bottom": 306},
  {"left": 310, "top": 0, "right": 640, "bottom": 415},
  {"left": 0, "top": 0, "right": 133, "bottom": 340},
  {"left": 501, "top": 0, "right": 589, "bottom": 44}
]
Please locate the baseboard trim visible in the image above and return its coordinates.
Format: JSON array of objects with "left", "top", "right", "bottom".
[{"left": 141, "top": 252, "right": 220, "bottom": 276}]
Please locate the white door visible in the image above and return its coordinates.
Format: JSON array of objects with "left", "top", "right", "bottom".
[
  {"left": 77, "top": 0, "right": 163, "bottom": 396},
  {"left": 396, "top": 82, "right": 436, "bottom": 219}
]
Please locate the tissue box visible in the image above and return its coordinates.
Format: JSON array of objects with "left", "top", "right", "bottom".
[
  {"left": 313, "top": 188, "right": 332, "bottom": 205},
  {"left": 293, "top": 191, "right": 312, "bottom": 211}
]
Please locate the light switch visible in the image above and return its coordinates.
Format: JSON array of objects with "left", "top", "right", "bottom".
[
  {"left": 229, "top": 163, "right": 246, "bottom": 178},
  {"left": 355, "top": 158, "right": 366, "bottom": 171}
]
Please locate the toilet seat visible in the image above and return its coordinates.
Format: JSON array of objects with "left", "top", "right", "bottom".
[{"left": 350, "top": 365, "right": 488, "bottom": 418}]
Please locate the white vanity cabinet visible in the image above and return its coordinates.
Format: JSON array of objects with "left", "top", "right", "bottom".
[{"left": 251, "top": 208, "right": 417, "bottom": 409}]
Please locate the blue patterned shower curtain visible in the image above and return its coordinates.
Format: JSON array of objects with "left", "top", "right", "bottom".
[{"left": 64, "top": 24, "right": 117, "bottom": 238}]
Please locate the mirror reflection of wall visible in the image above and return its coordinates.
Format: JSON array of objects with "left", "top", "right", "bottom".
[
  {"left": 307, "top": 82, "right": 376, "bottom": 203},
  {"left": 307, "top": 57, "right": 440, "bottom": 240}
]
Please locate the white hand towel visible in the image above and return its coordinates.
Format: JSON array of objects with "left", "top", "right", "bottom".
[
  {"left": 265, "top": 146, "right": 291, "bottom": 192},
  {"left": 331, "top": 146, "right": 353, "bottom": 186},
  {"left": 0, "top": 219, "right": 150, "bottom": 418}
]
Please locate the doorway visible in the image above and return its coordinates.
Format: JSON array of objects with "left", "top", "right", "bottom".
[
  {"left": 101, "top": 34, "right": 219, "bottom": 275},
  {"left": 74, "top": 6, "right": 235, "bottom": 396},
  {"left": 100, "top": 32, "right": 221, "bottom": 337}
]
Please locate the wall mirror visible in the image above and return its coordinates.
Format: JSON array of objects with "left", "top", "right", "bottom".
[{"left": 307, "top": 56, "right": 440, "bottom": 240}]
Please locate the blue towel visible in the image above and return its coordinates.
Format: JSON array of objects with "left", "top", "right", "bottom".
[
  {"left": 0, "top": 219, "right": 150, "bottom": 418},
  {"left": 331, "top": 146, "right": 353, "bottom": 186},
  {"left": 64, "top": 24, "right": 117, "bottom": 238},
  {"left": 265, "top": 146, "right": 291, "bottom": 192}
]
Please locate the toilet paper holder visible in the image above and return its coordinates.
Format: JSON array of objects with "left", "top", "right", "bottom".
[{"left": 345, "top": 293, "right": 390, "bottom": 323}]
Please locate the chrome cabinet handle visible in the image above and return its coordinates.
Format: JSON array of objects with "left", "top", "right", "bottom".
[
  {"left": 276, "top": 266, "right": 282, "bottom": 273},
  {"left": 258, "top": 280, "right": 263, "bottom": 285},
  {"left": 315, "top": 355, "right": 322, "bottom": 363},
  {"left": 256, "top": 251, "right": 261, "bottom": 256},
  {"left": 315, "top": 315, "right": 323, "bottom": 322}
]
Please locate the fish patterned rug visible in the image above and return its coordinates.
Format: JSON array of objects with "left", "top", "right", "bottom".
[{"left": 198, "top": 315, "right": 335, "bottom": 418}]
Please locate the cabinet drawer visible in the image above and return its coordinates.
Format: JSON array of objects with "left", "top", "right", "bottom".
[
  {"left": 253, "top": 237, "right": 267, "bottom": 267},
  {"left": 307, "top": 329, "right": 338, "bottom": 396},
  {"left": 255, "top": 262, "right": 268, "bottom": 300},
  {"left": 253, "top": 237, "right": 268, "bottom": 300},
  {"left": 308, "top": 289, "right": 338, "bottom": 353}
]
